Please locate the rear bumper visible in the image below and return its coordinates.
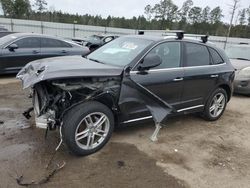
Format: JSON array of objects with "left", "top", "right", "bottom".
[{"left": 234, "top": 79, "right": 250, "bottom": 95}]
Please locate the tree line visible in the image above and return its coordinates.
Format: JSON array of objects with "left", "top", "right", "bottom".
[{"left": 0, "top": 0, "right": 249, "bottom": 38}]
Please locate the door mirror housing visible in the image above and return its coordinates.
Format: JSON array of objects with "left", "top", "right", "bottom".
[
  {"left": 138, "top": 54, "right": 162, "bottom": 71},
  {"left": 8, "top": 43, "right": 18, "bottom": 51}
]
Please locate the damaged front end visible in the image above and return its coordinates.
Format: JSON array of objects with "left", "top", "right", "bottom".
[
  {"left": 31, "top": 77, "right": 121, "bottom": 130},
  {"left": 17, "top": 56, "right": 174, "bottom": 155}
]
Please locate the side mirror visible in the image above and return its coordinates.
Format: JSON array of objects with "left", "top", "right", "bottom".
[
  {"left": 8, "top": 43, "right": 18, "bottom": 51},
  {"left": 138, "top": 54, "right": 162, "bottom": 71}
]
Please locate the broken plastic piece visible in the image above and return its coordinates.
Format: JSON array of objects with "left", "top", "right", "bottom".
[
  {"left": 22, "top": 107, "right": 34, "bottom": 119},
  {"left": 55, "top": 125, "right": 63, "bottom": 151},
  {"left": 150, "top": 123, "right": 162, "bottom": 142}
]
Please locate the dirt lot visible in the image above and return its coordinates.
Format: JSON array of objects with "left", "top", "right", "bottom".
[{"left": 0, "top": 76, "right": 250, "bottom": 188}]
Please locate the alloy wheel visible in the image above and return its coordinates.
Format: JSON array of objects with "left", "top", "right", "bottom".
[
  {"left": 75, "top": 112, "right": 110, "bottom": 150},
  {"left": 209, "top": 93, "right": 226, "bottom": 118}
]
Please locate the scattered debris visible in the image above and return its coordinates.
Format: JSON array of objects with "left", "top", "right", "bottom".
[
  {"left": 174, "top": 149, "right": 178, "bottom": 153},
  {"left": 22, "top": 107, "right": 33, "bottom": 120},
  {"left": 20, "top": 125, "right": 31, "bottom": 130},
  {"left": 117, "top": 160, "right": 125, "bottom": 168},
  {"left": 219, "top": 136, "right": 224, "bottom": 141},
  {"left": 0, "top": 120, "right": 4, "bottom": 125},
  {"left": 16, "top": 161, "right": 66, "bottom": 186}
]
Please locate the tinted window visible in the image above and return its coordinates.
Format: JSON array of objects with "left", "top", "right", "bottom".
[
  {"left": 209, "top": 48, "right": 224, "bottom": 64},
  {"left": 185, "top": 43, "right": 210, "bottom": 66},
  {"left": 146, "top": 42, "right": 181, "bottom": 69},
  {"left": 41, "top": 38, "right": 72, "bottom": 48},
  {"left": 14, "top": 37, "right": 40, "bottom": 48}
]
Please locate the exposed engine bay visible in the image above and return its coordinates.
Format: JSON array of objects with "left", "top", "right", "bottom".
[{"left": 32, "top": 77, "right": 121, "bottom": 129}]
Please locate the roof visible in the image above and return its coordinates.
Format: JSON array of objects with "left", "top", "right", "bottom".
[{"left": 122, "top": 35, "right": 216, "bottom": 46}]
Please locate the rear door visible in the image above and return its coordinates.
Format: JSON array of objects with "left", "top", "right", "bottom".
[
  {"left": 0, "top": 37, "right": 41, "bottom": 73},
  {"left": 41, "top": 37, "right": 74, "bottom": 58},
  {"left": 180, "top": 42, "right": 219, "bottom": 109}
]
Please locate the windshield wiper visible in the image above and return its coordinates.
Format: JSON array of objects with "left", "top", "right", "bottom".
[
  {"left": 88, "top": 58, "right": 105, "bottom": 64},
  {"left": 233, "top": 58, "right": 250, "bottom": 61}
]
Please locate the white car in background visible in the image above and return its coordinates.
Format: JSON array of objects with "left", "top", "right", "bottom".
[{"left": 226, "top": 44, "right": 250, "bottom": 95}]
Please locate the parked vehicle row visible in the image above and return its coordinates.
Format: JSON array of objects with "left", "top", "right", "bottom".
[
  {"left": 226, "top": 44, "right": 250, "bottom": 95},
  {"left": 17, "top": 33, "right": 235, "bottom": 156},
  {"left": 71, "top": 34, "right": 119, "bottom": 51},
  {"left": 0, "top": 33, "right": 89, "bottom": 74}
]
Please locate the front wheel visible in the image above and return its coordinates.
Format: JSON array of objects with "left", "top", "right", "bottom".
[
  {"left": 62, "top": 101, "right": 114, "bottom": 156},
  {"left": 202, "top": 88, "right": 228, "bottom": 121}
]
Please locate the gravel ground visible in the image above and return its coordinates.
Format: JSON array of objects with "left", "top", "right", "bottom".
[{"left": 0, "top": 76, "right": 250, "bottom": 188}]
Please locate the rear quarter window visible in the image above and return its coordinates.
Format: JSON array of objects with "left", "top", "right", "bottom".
[
  {"left": 209, "top": 48, "right": 224, "bottom": 64},
  {"left": 184, "top": 42, "right": 210, "bottom": 67}
]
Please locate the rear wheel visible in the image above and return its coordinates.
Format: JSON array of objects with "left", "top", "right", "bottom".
[
  {"left": 62, "top": 101, "right": 114, "bottom": 156},
  {"left": 202, "top": 88, "right": 227, "bottom": 121}
]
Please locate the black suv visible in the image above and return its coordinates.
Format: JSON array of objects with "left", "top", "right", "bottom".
[{"left": 17, "top": 33, "right": 235, "bottom": 156}]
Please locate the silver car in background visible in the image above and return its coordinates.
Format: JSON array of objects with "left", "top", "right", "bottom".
[{"left": 226, "top": 44, "right": 250, "bottom": 95}]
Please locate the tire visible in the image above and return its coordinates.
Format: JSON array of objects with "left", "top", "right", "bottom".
[
  {"left": 202, "top": 88, "right": 228, "bottom": 121},
  {"left": 62, "top": 101, "right": 114, "bottom": 156}
]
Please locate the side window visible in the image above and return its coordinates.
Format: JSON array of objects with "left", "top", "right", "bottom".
[
  {"left": 14, "top": 37, "right": 40, "bottom": 48},
  {"left": 41, "top": 38, "right": 72, "bottom": 48},
  {"left": 185, "top": 43, "right": 210, "bottom": 67},
  {"left": 209, "top": 48, "right": 224, "bottom": 64},
  {"left": 145, "top": 42, "right": 181, "bottom": 69}
]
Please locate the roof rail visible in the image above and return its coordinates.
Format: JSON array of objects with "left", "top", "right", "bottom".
[
  {"left": 163, "top": 31, "right": 209, "bottom": 43},
  {"left": 163, "top": 30, "right": 185, "bottom": 39}
]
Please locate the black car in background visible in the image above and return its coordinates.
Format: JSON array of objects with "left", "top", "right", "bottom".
[
  {"left": 72, "top": 34, "right": 119, "bottom": 51},
  {"left": 0, "top": 33, "right": 89, "bottom": 74},
  {"left": 17, "top": 33, "right": 235, "bottom": 156}
]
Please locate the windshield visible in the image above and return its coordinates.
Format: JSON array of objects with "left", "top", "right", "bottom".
[
  {"left": 87, "top": 37, "right": 153, "bottom": 66},
  {"left": 226, "top": 46, "right": 250, "bottom": 61}
]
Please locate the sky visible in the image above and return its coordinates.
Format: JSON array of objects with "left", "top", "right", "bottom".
[{"left": 1, "top": 0, "right": 250, "bottom": 23}]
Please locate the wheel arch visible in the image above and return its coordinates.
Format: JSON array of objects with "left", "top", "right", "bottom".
[
  {"left": 60, "top": 93, "right": 119, "bottom": 125},
  {"left": 218, "top": 84, "right": 232, "bottom": 102}
]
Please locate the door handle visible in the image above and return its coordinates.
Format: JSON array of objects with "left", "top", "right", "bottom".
[
  {"left": 210, "top": 74, "right": 219, "bottom": 78},
  {"left": 61, "top": 50, "right": 67, "bottom": 53},
  {"left": 33, "top": 50, "right": 39, "bottom": 54},
  {"left": 173, "top": 77, "right": 183, "bottom": 82}
]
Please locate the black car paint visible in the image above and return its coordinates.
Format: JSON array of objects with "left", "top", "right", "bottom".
[
  {"left": 0, "top": 33, "right": 89, "bottom": 74},
  {"left": 17, "top": 36, "right": 235, "bottom": 127}
]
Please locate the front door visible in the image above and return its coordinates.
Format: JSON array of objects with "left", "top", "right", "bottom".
[{"left": 121, "top": 41, "right": 184, "bottom": 121}]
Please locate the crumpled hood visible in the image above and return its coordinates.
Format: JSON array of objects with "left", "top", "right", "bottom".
[
  {"left": 230, "top": 59, "right": 250, "bottom": 70},
  {"left": 17, "top": 56, "right": 123, "bottom": 89}
]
